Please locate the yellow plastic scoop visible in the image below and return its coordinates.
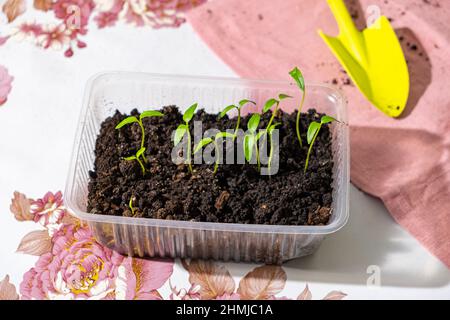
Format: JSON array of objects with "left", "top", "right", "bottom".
[{"left": 318, "top": 0, "right": 409, "bottom": 118}]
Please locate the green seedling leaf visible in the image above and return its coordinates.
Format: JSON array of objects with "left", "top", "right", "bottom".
[
  {"left": 174, "top": 124, "right": 188, "bottom": 146},
  {"left": 304, "top": 116, "right": 332, "bottom": 173},
  {"left": 307, "top": 122, "right": 321, "bottom": 144},
  {"left": 115, "top": 116, "right": 138, "bottom": 129},
  {"left": 263, "top": 99, "right": 279, "bottom": 113},
  {"left": 278, "top": 93, "right": 293, "bottom": 100},
  {"left": 194, "top": 137, "right": 213, "bottom": 154},
  {"left": 215, "top": 132, "right": 235, "bottom": 140},
  {"left": 140, "top": 110, "right": 164, "bottom": 120},
  {"left": 123, "top": 155, "right": 137, "bottom": 161},
  {"left": 321, "top": 115, "right": 336, "bottom": 124},
  {"left": 247, "top": 114, "right": 261, "bottom": 132},
  {"left": 289, "top": 67, "right": 305, "bottom": 92},
  {"left": 183, "top": 103, "right": 198, "bottom": 122},
  {"left": 239, "top": 99, "right": 256, "bottom": 107},
  {"left": 136, "top": 147, "right": 146, "bottom": 158},
  {"left": 244, "top": 134, "right": 255, "bottom": 162},
  {"left": 219, "top": 105, "right": 236, "bottom": 119}
]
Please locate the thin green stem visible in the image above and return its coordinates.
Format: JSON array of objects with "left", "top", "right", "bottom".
[
  {"left": 304, "top": 126, "right": 320, "bottom": 173},
  {"left": 138, "top": 120, "right": 148, "bottom": 163},
  {"left": 259, "top": 130, "right": 268, "bottom": 172},
  {"left": 263, "top": 103, "right": 279, "bottom": 163},
  {"left": 296, "top": 91, "right": 306, "bottom": 148},
  {"left": 213, "top": 140, "right": 219, "bottom": 175},
  {"left": 136, "top": 157, "right": 146, "bottom": 176},
  {"left": 255, "top": 136, "right": 261, "bottom": 172},
  {"left": 186, "top": 128, "right": 193, "bottom": 173},
  {"left": 266, "top": 103, "right": 279, "bottom": 130},
  {"left": 268, "top": 132, "right": 274, "bottom": 175},
  {"left": 129, "top": 196, "right": 136, "bottom": 216},
  {"left": 233, "top": 109, "right": 241, "bottom": 141}
]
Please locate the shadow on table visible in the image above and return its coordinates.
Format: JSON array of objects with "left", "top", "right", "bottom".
[{"left": 285, "top": 127, "right": 450, "bottom": 288}]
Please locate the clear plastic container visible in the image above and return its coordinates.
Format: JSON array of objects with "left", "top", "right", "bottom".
[{"left": 65, "top": 72, "right": 349, "bottom": 264}]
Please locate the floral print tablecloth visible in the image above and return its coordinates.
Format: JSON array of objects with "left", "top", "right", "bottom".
[{"left": 2, "top": 190, "right": 346, "bottom": 300}]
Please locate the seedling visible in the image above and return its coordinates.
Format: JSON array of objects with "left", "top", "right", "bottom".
[
  {"left": 115, "top": 110, "right": 164, "bottom": 162},
  {"left": 262, "top": 94, "right": 292, "bottom": 130},
  {"left": 259, "top": 95, "right": 291, "bottom": 173},
  {"left": 289, "top": 67, "right": 306, "bottom": 147},
  {"left": 243, "top": 113, "right": 261, "bottom": 171},
  {"left": 263, "top": 122, "right": 281, "bottom": 174},
  {"left": 123, "top": 147, "right": 147, "bottom": 175},
  {"left": 194, "top": 132, "right": 234, "bottom": 174},
  {"left": 129, "top": 195, "right": 136, "bottom": 216},
  {"left": 174, "top": 103, "right": 197, "bottom": 173},
  {"left": 218, "top": 99, "right": 256, "bottom": 140},
  {"left": 304, "top": 115, "right": 336, "bottom": 172}
]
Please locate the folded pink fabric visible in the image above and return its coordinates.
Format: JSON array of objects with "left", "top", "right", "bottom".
[{"left": 188, "top": 0, "right": 450, "bottom": 267}]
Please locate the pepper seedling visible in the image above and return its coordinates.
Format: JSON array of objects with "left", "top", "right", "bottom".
[
  {"left": 243, "top": 113, "right": 261, "bottom": 170},
  {"left": 259, "top": 95, "right": 291, "bottom": 172},
  {"left": 304, "top": 115, "right": 336, "bottom": 173},
  {"left": 218, "top": 99, "right": 256, "bottom": 140},
  {"left": 194, "top": 132, "right": 234, "bottom": 174},
  {"left": 257, "top": 122, "right": 281, "bottom": 174},
  {"left": 289, "top": 66, "right": 306, "bottom": 148},
  {"left": 115, "top": 110, "right": 164, "bottom": 163},
  {"left": 129, "top": 195, "right": 136, "bottom": 216},
  {"left": 123, "top": 147, "right": 147, "bottom": 175},
  {"left": 262, "top": 94, "right": 292, "bottom": 130},
  {"left": 174, "top": 103, "right": 198, "bottom": 173}
]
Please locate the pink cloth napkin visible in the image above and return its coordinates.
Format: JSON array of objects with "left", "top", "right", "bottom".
[{"left": 188, "top": 0, "right": 450, "bottom": 267}]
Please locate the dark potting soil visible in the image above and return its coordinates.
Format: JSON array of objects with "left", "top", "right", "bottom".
[{"left": 87, "top": 106, "right": 334, "bottom": 226}]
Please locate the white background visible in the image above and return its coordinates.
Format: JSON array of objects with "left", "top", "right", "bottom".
[{"left": 0, "top": 22, "right": 449, "bottom": 299}]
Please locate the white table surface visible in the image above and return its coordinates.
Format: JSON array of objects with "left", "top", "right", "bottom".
[{"left": 0, "top": 22, "right": 448, "bottom": 300}]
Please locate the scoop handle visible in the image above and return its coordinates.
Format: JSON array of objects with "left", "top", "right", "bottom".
[
  {"left": 326, "top": 0, "right": 366, "bottom": 64},
  {"left": 326, "top": 0, "right": 359, "bottom": 40}
]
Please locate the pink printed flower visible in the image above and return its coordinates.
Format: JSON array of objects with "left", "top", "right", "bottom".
[
  {"left": 120, "top": 0, "right": 149, "bottom": 27},
  {"left": 0, "top": 65, "right": 13, "bottom": 106},
  {"left": 36, "top": 24, "right": 71, "bottom": 50},
  {"left": 94, "top": 11, "right": 119, "bottom": 27},
  {"left": 94, "top": 0, "right": 116, "bottom": 11},
  {"left": 20, "top": 224, "right": 123, "bottom": 299},
  {"left": 30, "top": 191, "right": 66, "bottom": 235},
  {"left": 121, "top": 0, "right": 206, "bottom": 28},
  {"left": 13, "top": 22, "right": 44, "bottom": 41},
  {"left": 20, "top": 223, "right": 174, "bottom": 300},
  {"left": 114, "top": 257, "right": 173, "bottom": 300},
  {"left": 94, "top": 0, "right": 123, "bottom": 28}
]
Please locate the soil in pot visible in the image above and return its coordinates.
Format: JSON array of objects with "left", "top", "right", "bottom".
[{"left": 87, "top": 106, "right": 334, "bottom": 226}]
